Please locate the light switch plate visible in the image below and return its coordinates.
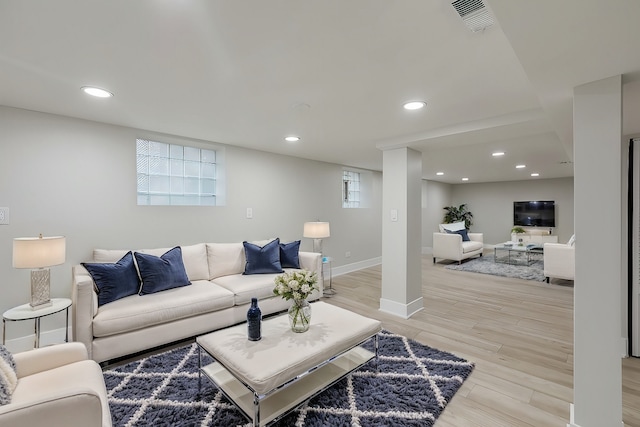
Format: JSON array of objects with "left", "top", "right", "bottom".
[{"left": 0, "top": 207, "right": 9, "bottom": 225}]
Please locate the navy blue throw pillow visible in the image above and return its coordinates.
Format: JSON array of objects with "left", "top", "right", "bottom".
[
  {"left": 243, "top": 238, "right": 284, "bottom": 275},
  {"left": 135, "top": 247, "right": 191, "bottom": 295},
  {"left": 279, "top": 240, "right": 301, "bottom": 269},
  {"left": 445, "top": 228, "right": 470, "bottom": 241},
  {"left": 82, "top": 251, "right": 140, "bottom": 307},
  {"left": 456, "top": 229, "right": 470, "bottom": 241}
]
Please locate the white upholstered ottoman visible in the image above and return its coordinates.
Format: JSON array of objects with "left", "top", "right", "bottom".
[{"left": 196, "top": 301, "right": 381, "bottom": 426}]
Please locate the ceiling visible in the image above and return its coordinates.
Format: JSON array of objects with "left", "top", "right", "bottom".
[{"left": 2, "top": 1, "right": 640, "bottom": 184}]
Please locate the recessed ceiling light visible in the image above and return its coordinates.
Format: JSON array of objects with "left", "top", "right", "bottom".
[
  {"left": 81, "top": 86, "right": 113, "bottom": 98},
  {"left": 462, "top": 177, "right": 469, "bottom": 181},
  {"left": 436, "top": 172, "right": 444, "bottom": 176},
  {"left": 492, "top": 151, "right": 505, "bottom": 157},
  {"left": 516, "top": 164, "right": 526, "bottom": 169},
  {"left": 403, "top": 101, "right": 426, "bottom": 110},
  {"left": 531, "top": 173, "right": 540, "bottom": 177},
  {"left": 284, "top": 136, "right": 300, "bottom": 142}
]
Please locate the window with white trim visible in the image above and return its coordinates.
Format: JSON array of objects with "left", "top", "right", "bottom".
[
  {"left": 342, "top": 170, "right": 361, "bottom": 208},
  {"left": 136, "top": 139, "right": 217, "bottom": 206}
]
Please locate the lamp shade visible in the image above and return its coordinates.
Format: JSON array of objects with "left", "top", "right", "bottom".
[
  {"left": 303, "top": 222, "right": 330, "bottom": 239},
  {"left": 13, "top": 236, "right": 66, "bottom": 269}
]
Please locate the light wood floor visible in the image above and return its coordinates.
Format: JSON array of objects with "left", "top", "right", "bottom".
[{"left": 321, "top": 253, "right": 640, "bottom": 427}]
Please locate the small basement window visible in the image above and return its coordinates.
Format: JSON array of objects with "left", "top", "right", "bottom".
[
  {"left": 136, "top": 138, "right": 218, "bottom": 206},
  {"left": 342, "top": 170, "right": 361, "bottom": 208}
]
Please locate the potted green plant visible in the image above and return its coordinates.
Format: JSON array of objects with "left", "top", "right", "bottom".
[
  {"left": 511, "top": 226, "right": 526, "bottom": 246},
  {"left": 443, "top": 204, "right": 473, "bottom": 229}
]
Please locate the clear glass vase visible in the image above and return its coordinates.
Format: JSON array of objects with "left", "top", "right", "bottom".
[{"left": 288, "top": 299, "right": 311, "bottom": 333}]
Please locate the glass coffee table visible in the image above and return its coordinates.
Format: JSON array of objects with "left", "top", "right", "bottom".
[{"left": 494, "top": 243, "right": 543, "bottom": 266}]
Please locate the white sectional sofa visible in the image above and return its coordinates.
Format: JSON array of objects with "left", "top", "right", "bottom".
[{"left": 72, "top": 239, "right": 322, "bottom": 363}]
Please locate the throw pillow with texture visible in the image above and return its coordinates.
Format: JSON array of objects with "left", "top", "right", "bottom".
[
  {"left": 135, "top": 247, "right": 191, "bottom": 295},
  {"left": 82, "top": 251, "right": 141, "bottom": 307},
  {"left": 279, "top": 240, "right": 301, "bottom": 269},
  {"left": 440, "top": 221, "right": 466, "bottom": 233},
  {"left": 243, "top": 238, "right": 284, "bottom": 275},
  {"left": 0, "top": 345, "right": 17, "bottom": 405}
]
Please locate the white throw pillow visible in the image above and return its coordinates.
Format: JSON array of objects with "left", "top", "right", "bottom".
[
  {"left": 567, "top": 234, "right": 576, "bottom": 247},
  {"left": 440, "top": 221, "right": 466, "bottom": 233}
]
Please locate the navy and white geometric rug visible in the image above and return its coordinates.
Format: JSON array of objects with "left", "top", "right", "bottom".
[{"left": 104, "top": 330, "right": 474, "bottom": 426}]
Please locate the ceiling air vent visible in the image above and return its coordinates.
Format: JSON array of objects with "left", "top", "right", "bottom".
[{"left": 451, "top": 0, "right": 494, "bottom": 32}]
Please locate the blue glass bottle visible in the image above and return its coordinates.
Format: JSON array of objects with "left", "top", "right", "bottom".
[{"left": 247, "top": 297, "right": 261, "bottom": 341}]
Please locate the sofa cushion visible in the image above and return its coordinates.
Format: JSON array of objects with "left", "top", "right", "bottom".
[
  {"left": 92, "top": 280, "right": 235, "bottom": 338},
  {"left": 461, "top": 240, "right": 483, "bottom": 253},
  {"left": 135, "top": 247, "right": 191, "bottom": 295},
  {"left": 207, "top": 243, "right": 246, "bottom": 279},
  {"left": 243, "top": 238, "right": 283, "bottom": 275},
  {"left": 279, "top": 240, "right": 301, "bottom": 269},
  {"left": 93, "top": 248, "right": 129, "bottom": 263},
  {"left": 10, "top": 358, "right": 108, "bottom": 417},
  {"left": 213, "top": 273, "right": 286, "bottom": 305},
  {"left": 82, "top": 252, "right": 141, "bottom": 307},
  {"left": 0, "top": 345, "right": 17, "bottom": 405}
]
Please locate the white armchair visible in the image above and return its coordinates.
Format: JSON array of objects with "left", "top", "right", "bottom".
[
  {"left": 0, "top": 342, "right": 112, "bottom": 427},
  {"left": 433, "top": 222, "right": 484, "bottom": 264},
  {"left": 543, "top": 236, "right": 575, "bottom": 283}
]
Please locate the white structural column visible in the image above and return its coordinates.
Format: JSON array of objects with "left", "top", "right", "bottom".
[
  {"left": 380, "top": 147, "right": 423, "bottom": 318},
  {"left": 570, "top": 75, "right": 623, "bottom": 427}
]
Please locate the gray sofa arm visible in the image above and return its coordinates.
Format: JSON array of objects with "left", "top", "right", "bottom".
[{"left": 72, "top": 265, "right": 97, "bottom": 359}]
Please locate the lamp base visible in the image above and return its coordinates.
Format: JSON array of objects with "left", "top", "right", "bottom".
[
  {"left": 30, "top": 268, "right": 52, "bottom": 311},
  {"left": 313, "top": 238, "right": 323, "bottom": 255}
]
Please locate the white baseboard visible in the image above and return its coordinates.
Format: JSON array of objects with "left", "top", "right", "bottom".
[
  {"left": 332, "top": 257, "right": 381, "bottom": 277},
  {"left": 567, "top": 404, "right": 625, "bottom": 426},
  {"left": 3, "top": 326, "right": 71, "bottom": 353},
  {"left": 379, "top": 297, "right": 424, "bottom": 319}
]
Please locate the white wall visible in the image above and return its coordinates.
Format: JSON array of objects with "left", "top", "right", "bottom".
[
  {"left": 0, "top": 106, "right": 382, "bottom": 342},
  {"left": 421, "top": 180, "right": 452, "bottom": 251},
  {"left": 421, "top": 177, "right": 574, "bottom": 249},
  {"left": 451, "top": 178, "right": 574, "bottom": 244}
]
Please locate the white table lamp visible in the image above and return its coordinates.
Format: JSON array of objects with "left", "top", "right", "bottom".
[
  {"left": 13, "top": 235, "right": 66, "bottom": 310},
  {"left": 303, "top": 221, "right": 330, "bottom": 255}
]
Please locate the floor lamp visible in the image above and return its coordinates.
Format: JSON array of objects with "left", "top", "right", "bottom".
[
  {"left": 13, "top": 235, "right": 66, "bottom": 310},
  {"left": 303, "top": 221, "right": 334, "bottom": 295}
]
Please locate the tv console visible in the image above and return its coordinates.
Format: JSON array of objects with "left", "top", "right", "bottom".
[{"left": 511, "top": 232, "right": 558, "bottom": 244}]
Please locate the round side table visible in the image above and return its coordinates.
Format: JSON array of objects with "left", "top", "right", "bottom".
[
  {"left": 322, "top": 256, "right": 335, "bottom": 296},
  {"left": 3, "top": 298, "right": 71, "bottom": 349}
]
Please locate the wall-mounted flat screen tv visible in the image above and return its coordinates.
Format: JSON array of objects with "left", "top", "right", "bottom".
[{"left": 513, "top": 200, "right": 555, "bottom": 227}]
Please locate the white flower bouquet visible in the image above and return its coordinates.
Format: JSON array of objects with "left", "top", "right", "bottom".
[
  {"left": 273, "top": 270, "right": 318, "bottom": 301},
  {"left": 273, "top": 270, "right": 318, "bottom": 332}
]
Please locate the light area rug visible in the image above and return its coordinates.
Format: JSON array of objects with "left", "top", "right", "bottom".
[
  {"left": 445, "top": 253, "right": 545, "bottom": 281},
  {"left": 104, "top": 330, "right": 474, "bottom": 426}
]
